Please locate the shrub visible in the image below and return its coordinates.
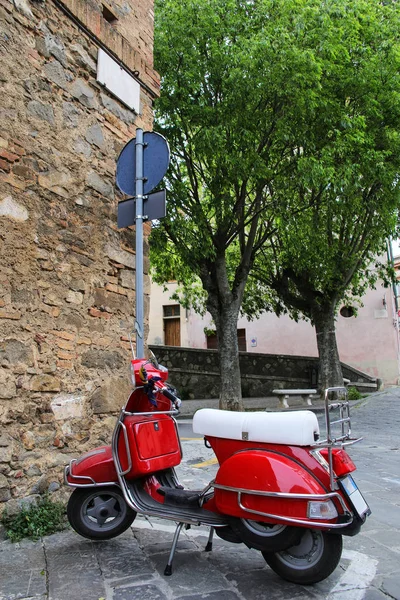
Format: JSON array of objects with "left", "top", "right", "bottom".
[
  {"left": 1, "top": 495, "right": 67, "bottom": 542},
  {"left": 347, "top": 386, "right": 363, "bottom": 401}
]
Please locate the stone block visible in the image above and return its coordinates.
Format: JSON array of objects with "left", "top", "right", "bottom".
[
  {"left": 42, "top": 292, "right": 62, "bottom": 307},
  {"left": 105, "top": 283, "right": 128, "bottom": 295},
  {"left": 13, "top": 0, "right": 33, "bottom": 18},
  {"left": 30, "top": 375, "right": 61, "bottom": 392},
  {"left": 66, "top": 290, "right": 84, "bottom": 304},
  {"left": 73, "top": 138, "right": 92, "bottom": 158},
  {"left": 0, "top": 444, "right": 13, "bottom": 462},
  {"left": 63, "top": 101, "right": 81, "bottom": 127},
  {"left": 100, "top": 92, "right": 135, "bottom": 124},
  {"left": 85, "top": 122, "right": 105, "bottom": 149},
  {"left": 105, "top": 242, "right": 136, "bottom": 269},
  {"left": 2, "top": 338, "right": 33, "bottom": 365},
  {"left": 81, "top": 349, "right": 125, "bottom": 370},
  {"left": 50, "top": 393, "right": 85, "bottom": 420},
  {"left": 0, "top": 537, "right": 46, "bottom": 598},
  {"left": 0, "top": 487, "right": 11, "bottom": 502},
  {"left": 0, "top": 473, "right": 9, "bottom": 489},
  {"left": 11, "top": 286, "right": 35, "bottom": 305},
  {"left": 120, "top": 270, "right": 135, "bottom": 289},
  {"left": 88, "top": 307, "right": 112, "bottom": 319},
  {"left": 70, "top": 43, "right": 97, "bottom": 73},
  {"left": 70, "top": 78, "right": 98, "bottom": 109},
  {"left": 113, "top": 584, "right": 167, "bottom": 600},
  {"left": 0, "top": 159, "right": 11, "bottom": 172},
  {"left": 43, "top": 59, "right": 69, "bottom": 90},
  {"left": 0, "top": 369, "right": 16, "bottom": 399},
  {"left": 86, "top": 171, "right": 114, "bottom": 199},
  {"left": 0, "top": 310, "right": 22, "bottom": 320},
  {"left": 41, "top": 32, "right": 66, "bottom": 66},
  {"left": 0, "top": 149, "right": 19, "bottom": 163},
  {"left": 58, "top": 350, "right": 76, "bottom": 361},
  {"left": 38, "top": 169, "right": 73, "bottom": 199},
  {"left": 90, "top": 376, "right": 132, "bottom": 413},
  {"left": 30, "top": 474, "right": 50, "bottom": 494},
  {"left": 0, "top": 195, "right": 29, "bottom": 221},
  {"left": 27, "top": 100, "right": 55, "bottom": 125},
  {"left": 20, "top": 431, "right": 34, "bottom": 450},
  {"left": 51, "top": 330, "right": 75, "bottom": 341}
]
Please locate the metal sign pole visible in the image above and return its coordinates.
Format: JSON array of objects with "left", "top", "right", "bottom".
[
  {"left": 135, "top": 128, "right": 144, "bottom": 358},
  {"left": 116, "top": 130, "right": 169, "bottom": 358}
]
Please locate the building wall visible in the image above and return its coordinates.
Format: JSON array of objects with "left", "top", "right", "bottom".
[
  {"left": 0, "top": 0, "right": 157, "bottom": 509},
  {"left": 149, "top": 279, "right": 400, "bottom": 386}
]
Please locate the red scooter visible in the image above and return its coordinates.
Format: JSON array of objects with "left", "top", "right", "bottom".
[{"left": 65, "top": 355, "right": 370, "bottom": 585}]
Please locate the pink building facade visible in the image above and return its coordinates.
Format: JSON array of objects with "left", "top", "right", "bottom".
[{"left": 149, "top": 276, "right": 400, "bottom": 387}]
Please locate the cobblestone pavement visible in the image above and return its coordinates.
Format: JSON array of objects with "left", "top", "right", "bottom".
[{"left": 0, "top": 389, "right": 399, "bottom": 600}]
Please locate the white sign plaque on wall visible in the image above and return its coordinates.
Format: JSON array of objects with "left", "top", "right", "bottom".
[{"left": 97, "top": 48, "right": 140, "bottom": 113}]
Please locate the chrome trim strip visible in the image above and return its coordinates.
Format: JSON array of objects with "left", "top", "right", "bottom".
[
  {"left": 212, "top": 482, "right": 352, "bottom": 528},
  {"left": 64, "top": 463, "right": 119, "bottom": 489},
  {"left": 237, "top": 493, "right": 351, "bottom": 528},
  {"left": 123, "top": 409, "right": 180, "bottom": 416},
  {"left": 171, "top": 414, "right": 183, "bottom": 459},
  {"left": 117, "top": 420, "right": 133, "bottom": 476},
  {"left": 111, "top": 415, "right": 140, "bottom": 513},
  {"left": 66, "top": 459, "right": 95, "bottom": 484}
]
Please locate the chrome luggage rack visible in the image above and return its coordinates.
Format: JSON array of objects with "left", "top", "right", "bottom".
[{"left": 312, "top": 386, "right": 363, "bottom": 490}]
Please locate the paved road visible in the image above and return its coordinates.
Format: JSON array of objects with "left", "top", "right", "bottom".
[{"left": 0, "top": 390, "right": 399, "bottom": 600}]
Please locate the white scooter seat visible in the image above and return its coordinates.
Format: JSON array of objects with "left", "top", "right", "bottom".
[{"left": 193, "top": 408, "right": 319, "bottom": 446}]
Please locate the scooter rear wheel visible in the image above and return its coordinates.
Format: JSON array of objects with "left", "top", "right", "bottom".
[
  {"left": 229, "top": 518, "right": 302, "bottom": 551},
  {"left": 262, "top": 529, "right": 343, "bottom": 585},
  {"left": 67, "top": 486, "right": 136, "bottom": 540}
]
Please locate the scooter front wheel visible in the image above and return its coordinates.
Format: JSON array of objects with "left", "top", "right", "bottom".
[
  {"left": 67, "top": 486, "right": 137, "bottom": 540},
  {"left": 262, "top": 529, "right": 342, "bottom": 585}
]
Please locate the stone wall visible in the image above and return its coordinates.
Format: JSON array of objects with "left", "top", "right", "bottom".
[
  {"left": 0, "top": 0, "right": 157, "bottom": 511},
  {"left": 149, "top": 346, "right": 380, "bottom": 400}
]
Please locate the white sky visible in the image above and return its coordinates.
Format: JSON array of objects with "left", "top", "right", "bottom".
[{"left": 391, "top": 239, "right": 400, "bottom": 259}]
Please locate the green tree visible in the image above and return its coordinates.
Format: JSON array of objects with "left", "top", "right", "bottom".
[
  {"left": 246, "top": 2, "right": 400, "bottom": 391},
  {"left": 152, "top": 0, "right": 400, "bottom": 407}
]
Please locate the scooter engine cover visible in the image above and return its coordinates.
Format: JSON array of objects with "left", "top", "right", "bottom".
[{"left": 214, "top": 449, "right": 329, "bottom": 523}]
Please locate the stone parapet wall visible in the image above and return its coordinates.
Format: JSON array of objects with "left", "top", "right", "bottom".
[
  {"left": 0, "top": 0, "right": 155, "bottom": 511},
  {"left": 149, "top": 346, "right": 379, "bottom": 400}
]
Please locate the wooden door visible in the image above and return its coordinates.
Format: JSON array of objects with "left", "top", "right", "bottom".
[{"left": 164, "top": 318, "right": 181, "bottom": 346}]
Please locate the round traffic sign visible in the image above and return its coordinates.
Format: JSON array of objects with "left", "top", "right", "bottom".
[{"left": 116, "top": 131, "right": 170, "bottom": 196}]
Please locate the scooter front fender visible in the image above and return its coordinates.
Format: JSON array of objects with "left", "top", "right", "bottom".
[
  {"left": 214, "top": 449, "right": 336, "bottom": 526},
  {"left": 65, "top": 445, "right": 118, "bottom": 488}
]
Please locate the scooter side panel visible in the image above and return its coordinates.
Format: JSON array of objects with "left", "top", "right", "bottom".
[
  {"left": 118, "top": 414, "right": 182, "bottom": 478},
  {"left": 214, "top": 449, "right": 332, "bottom": 525},
  {"left": 66, "top": 446, "right": 118, "bottom": 485}
]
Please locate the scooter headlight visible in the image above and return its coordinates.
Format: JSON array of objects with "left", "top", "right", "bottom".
[{"left": 307, "top": 500, "right": 338, "bottom": 520}]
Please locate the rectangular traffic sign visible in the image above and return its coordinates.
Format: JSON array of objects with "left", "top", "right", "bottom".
[{"left": 117, "top": 189, "right": 167, "bottom": 228}]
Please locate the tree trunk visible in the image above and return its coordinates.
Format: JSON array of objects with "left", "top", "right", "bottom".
[
  {"left": 213, "top": 302, "right": 244, "bottom": 411},
  {"left": 313, "top": 306, "right": 343, "bottom": 393}
]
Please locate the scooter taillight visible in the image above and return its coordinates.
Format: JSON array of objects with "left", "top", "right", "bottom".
[{"left": 320, "top": 448, "right": 356, "bottom": 476}]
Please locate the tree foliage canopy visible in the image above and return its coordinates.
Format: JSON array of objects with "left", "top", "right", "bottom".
[{"left": 151, "top": 0, "right": 400, "bottom": 399}]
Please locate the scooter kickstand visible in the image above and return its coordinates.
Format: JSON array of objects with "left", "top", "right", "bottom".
[
  {"left": 164, "top": 522, "right": 184, "bottom": 576},
  {"left": 205, "top": 527, "right": 214, "bottom": 552}
]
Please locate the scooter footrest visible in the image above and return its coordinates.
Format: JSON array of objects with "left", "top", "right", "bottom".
[{"left": 157, "top": 486, "right": 203, "bottom": 508}]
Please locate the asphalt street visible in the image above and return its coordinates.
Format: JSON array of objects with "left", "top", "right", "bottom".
[{"left": 0, "top": 389, "right": 399, "bottom": 600}]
